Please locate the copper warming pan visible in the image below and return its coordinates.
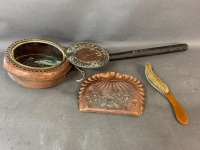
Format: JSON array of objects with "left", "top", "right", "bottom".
[{"left": 3, "top": 38, "right": 187, "bottom": 88}]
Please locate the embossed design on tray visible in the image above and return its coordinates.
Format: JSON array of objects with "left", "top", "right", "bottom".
[{"left": 78, "top": 72, "right": 145, "bottom": 116}]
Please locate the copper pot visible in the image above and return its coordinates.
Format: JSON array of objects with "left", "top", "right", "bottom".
[{"left": 3, "top": 38, "right": 71, "bottom": 88}]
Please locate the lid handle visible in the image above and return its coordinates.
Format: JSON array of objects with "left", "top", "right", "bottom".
[{"left": 75, "top": 66, "right": 86, "bottom": 82}]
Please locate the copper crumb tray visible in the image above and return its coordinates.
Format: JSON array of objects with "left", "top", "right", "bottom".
[{"left": 78, "top": 72, "right": 145, "bottom": 116}]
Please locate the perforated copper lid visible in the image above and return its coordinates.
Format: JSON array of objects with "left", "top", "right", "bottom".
[{"left": 65, "top": 42, "right": 109, "bottom": 68}]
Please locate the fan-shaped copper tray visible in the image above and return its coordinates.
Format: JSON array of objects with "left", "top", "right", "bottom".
[{"left": 78, "top": 72, "right": 145, "bottom": 116}]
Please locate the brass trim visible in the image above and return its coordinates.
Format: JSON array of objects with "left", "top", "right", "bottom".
[{"left": 8, "top": 38, "right": 66, "bottom": 71}]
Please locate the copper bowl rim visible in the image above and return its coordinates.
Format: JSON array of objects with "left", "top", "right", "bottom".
[{"left": 7, "top": 38, "right": 67, "bottom": 71}]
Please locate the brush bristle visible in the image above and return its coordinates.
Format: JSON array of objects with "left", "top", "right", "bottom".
[{"left": 145, "top": 62, "right": 169, "bottom": 94}]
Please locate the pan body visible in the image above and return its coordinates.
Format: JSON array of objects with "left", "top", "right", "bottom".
[{"left": 3, "top": 38, "right": 71, "bottom": 88}]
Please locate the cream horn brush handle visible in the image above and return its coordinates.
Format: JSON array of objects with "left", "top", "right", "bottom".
[{"left": 145, "top": 62, "right": 188, "bottom": 125}]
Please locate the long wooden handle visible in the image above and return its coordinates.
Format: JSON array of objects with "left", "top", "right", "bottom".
[
  {"left": 109, "top": 43, "right": 188, "bottom": 61},
  {"left": 165, "top": 92, "right": 188, "bottom": 125}
]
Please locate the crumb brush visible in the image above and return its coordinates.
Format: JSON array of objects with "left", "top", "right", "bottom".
[{"left": 145, "top": 62, "right": 188, "bottom": 125}]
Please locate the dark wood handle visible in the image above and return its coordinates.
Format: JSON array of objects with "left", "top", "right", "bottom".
[{"left": 109, "top": 43, "right": 188, "bottom": 61}]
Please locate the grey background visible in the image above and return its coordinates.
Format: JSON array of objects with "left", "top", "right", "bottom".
[{"left": 0, "top": 0, "right": 200, "bottom": 150}]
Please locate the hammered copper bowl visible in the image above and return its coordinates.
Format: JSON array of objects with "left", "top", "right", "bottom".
[{"left": 3, "top": 39, "right": 71, "bottom": 88}]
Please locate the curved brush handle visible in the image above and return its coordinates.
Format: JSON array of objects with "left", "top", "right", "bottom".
[
  {"left": 165, "top": 92, "right": 188, "bottom": 125},
  {"left": 109, "top": 43, "right": 188, "bottom": 61},
  {"left": 145, "top": 62, "right": 188, "bottom": 125}
]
